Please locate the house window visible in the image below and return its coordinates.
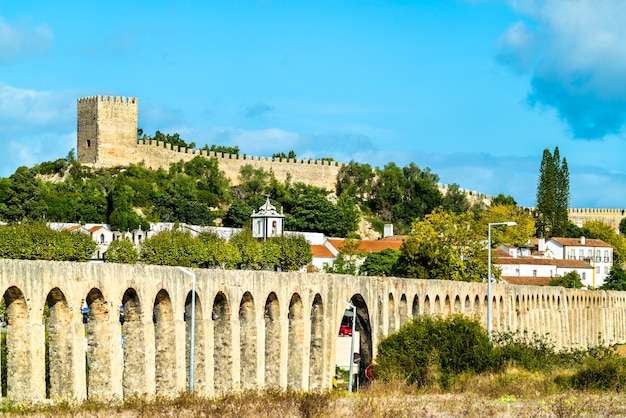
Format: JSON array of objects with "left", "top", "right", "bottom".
[
  {"left": 605, "top": 250, "right": 610, "bottom": 262},
  {"left": 588, "top": 249, "right": 593, "bottom": 258},
  {"left": 100, "top": 234, "right": 105, "bottom": 244},
  {"left": 605, "top": 266, "right": 609, "bottom": 274},
  {"left": 582, "top": 272, "right": 586, "bottom": 280},
  {"left": 569, "top": 249, "right": 576, "bottom": 260},
  {"left": 533, "top": 270, "right": 537, "bottom": 277},
  {"left": 596, "top": 250, "right": 602, "bottom": 262},
  {"left": 579, "top": 249, "right": 584, "bottom": 260},
  {"left": 515, "top": 268, "right": 520, "bottom": 276},
  {"left": 596, "top": 266, "right": 600, "bottom": 273}
]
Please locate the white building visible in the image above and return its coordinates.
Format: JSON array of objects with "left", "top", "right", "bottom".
[{"left": 545, "top": 237, "right": 612, "bottom": 287}]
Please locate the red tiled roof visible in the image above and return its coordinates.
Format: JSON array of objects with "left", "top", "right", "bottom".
[
  {"left": 502, "top": 276, "right": 552, "bottom": 286},
  {"left": 311, "top": 245, "right": 334, "bottom": 258},
  {"left": 66, "top": 225, "right": 80, "bottom": 232},
  {"left": 327, "top": 238, "right": 403, "bottom": 254},
  {"left": 88, "top": 225, "right": 104, "bottom": 233},
  {"left": 550, "top": 237, "right": 612, "bottom": 247}
]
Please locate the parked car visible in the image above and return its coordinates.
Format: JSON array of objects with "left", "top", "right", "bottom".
[{"left": 339, "top": 324, "right": 352, "bottom": 336}]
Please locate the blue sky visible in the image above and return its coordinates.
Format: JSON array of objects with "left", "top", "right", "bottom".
[{"left": 2, "top": 0, "right": 626, "bottom": 208}]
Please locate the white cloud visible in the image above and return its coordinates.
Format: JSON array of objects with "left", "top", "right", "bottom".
[
  {"left": 0, "top": 16, "right": 52, "bottom": 63},
  {"left": 499, "top": 0, "right": 626, "bottom": 138},
  {"left": 0, "top": 83, "right": 74, "bottom": 132}
]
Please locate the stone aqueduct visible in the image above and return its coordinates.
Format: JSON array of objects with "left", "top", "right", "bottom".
[{"left": 2, "top": 259, "right": 626, "bottom": 402}]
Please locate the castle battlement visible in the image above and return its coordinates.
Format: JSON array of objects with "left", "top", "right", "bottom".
[{"left": 77, "top": 95, "right": 138, "bottom": 105}]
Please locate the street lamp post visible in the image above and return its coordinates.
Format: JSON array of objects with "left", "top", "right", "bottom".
[
  {"left": 178, "top": 266, "right": 196, "bottom": 392},
  {"left": 487, "top": 222, "right": 516, "bottom": 340},
  {"left": 344, "top": 300, "right": 357, "bottom": 393}
]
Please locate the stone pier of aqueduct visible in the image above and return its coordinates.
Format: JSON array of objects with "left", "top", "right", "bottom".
[{"left": 2, "top": 259, "right": 626, "bottom": 402}]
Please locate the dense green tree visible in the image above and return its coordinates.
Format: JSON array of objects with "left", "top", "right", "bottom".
[
  {"left": 268, "top": 234, "right": 312, "bottom": 271},
  {"left": 360, "top": 248, "right": 400, "bottom": 276},
  {"left": 0, "top": 222, "right": 95, "bottom": 261},
  {"left": 271, "top": 150, "right": 296, "bottom": 159},
  {"left": 395, "top": 208, "right": 487, "bottom": 281},
  {"left": 105, "top": 239, "right": 139, "bottom": 264},
  {"left": 223, "top": 200, "right": 254, "bottom": 228},
  {"left": 140, "top": 230, "right": 207, "bottom": 267},
  {"left": 549, "top": 271, "right": 583, "bottom": 289},
  {"left": 230, "top": 229, "right": 278, "bottom": 270},
  {"left": 536, "top": 147, "right": 570, "bottom": 238},
  {"left": 153, "top": 195, "right": 214, "bottom": 225},
  {"left": 491, "top": 193, "right": 517, "bottom": 207},
  {"left": 283, "top": 184, "right": 358, "bottom": 237},
  {"left": 336, "top": 161, "right": 376, "bottom": 203},
  {"left": 601, "top": 264, "right": 626, "bottom": 291},
  {"left": 0, "top": 167, "right": 47, "bottom": 222},
  {"left": 237, "top": 165, "right": 271, "bottom": 197},
  {"left": 198, "top": 232, "right": 242, "bottom": 268}
]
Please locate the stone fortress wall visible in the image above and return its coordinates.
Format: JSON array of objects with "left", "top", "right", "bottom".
[{"left": 76, "top": 95, "right": 626, "bottom": 226}]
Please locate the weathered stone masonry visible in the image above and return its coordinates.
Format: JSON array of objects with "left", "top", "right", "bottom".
[{"left": 2, "top": 259, "right": 626, "bottom": 402}]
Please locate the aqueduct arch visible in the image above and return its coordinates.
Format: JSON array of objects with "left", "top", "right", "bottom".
[{"left": 0, "top": 259, "right": 624, "bottom": 403}]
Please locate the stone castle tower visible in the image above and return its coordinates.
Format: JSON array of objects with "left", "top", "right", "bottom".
[{"left": 77, "top": 96, "right": 138, "bottom": 166}]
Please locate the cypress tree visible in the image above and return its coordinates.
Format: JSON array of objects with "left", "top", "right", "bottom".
[{"left": 536, "top": 146, "right": 570, "bottom": 238}]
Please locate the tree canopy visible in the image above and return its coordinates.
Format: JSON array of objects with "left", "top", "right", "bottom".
[{"left": 395, "top": 208, "right": 487, "bottom": 282}]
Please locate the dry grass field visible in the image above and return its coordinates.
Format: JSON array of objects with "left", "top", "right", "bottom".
[{"left": 2, "top": 380, "right": 626, "bottom": 418}]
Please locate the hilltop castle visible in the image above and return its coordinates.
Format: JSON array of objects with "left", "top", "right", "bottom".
[
  {"left": 76, "top": 95, "right": 342, "bottom": 190},
  {"left": 75, "top": 95, "right": 625, "bottom": 228}
]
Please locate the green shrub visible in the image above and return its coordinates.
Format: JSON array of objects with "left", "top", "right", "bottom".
[
  {"left": 376, "top": 315, "right": 495, "bottom": 389},
  {"left": 568, "top": 351, "right": 626, "bottom": 391},
  {"left": 492, "top": 331, "right": 558, "bottom": 371}
]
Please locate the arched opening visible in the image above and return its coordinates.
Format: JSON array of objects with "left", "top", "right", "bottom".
[
  {"left": 434, "top": 295, "right": 442, "bottom": 315},
  {"left": 154, "top": 289, "right": 176, "bottom": 395},
  {"left": 399, "top": 294, "right": 408, "bottom": 327},
  {"left": 45, "top": 288, "right": 72, "bottom": 400},
  {"left": 264, "top": 292, "right": 280, "bottom": 387},
  {"left": 287, "top": 293, "right": 304, "bottom": 390},
  {"left": 464, "top": 295, "right": 471, "bottom": 313},
  {"left": 3, "top": 286, "right": 35, "bottom": 400},
  {"left": 388, "top": 293, "right": 396, "bottom": 333},
  {"left": 85, "top": 287, "right": 114, "bottom": 398},
  {"left": 185, "top": 290, "right": 205, "bottom": 393},
  {"left": 424, "top": 295, "right": 431, "bottom": 315},
  {"left": 454, "top": 295, "right": 461, "bottom": 314},
  {"left": 445, "top": 295, "right": 451, "bottom": 315},
  {"left": 239, "top": 292, "right": 256, "bottom": 390},
  {"left": 474, "top": 295, "right": 481, "bottom": 317},
  {"left": 412, "top": 295, "right": 420, "bottom": 317},
  {"left": 121, "top": 288, "right": 146, "bottom": 396},
  {"left": 349, "top": 294, "right": 372, "bottom": 388},
  {"left": 309, "top": 294, "right": 324, "bottom": 390},
  {"left": 213, "top": 291, "right": 232, "bottom": 395}
]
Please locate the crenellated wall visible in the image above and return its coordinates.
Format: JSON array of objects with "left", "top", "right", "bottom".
[
  {"left": 568, "top": 207, "right": 626, "bottom": 231},
  {"left": 1, "top": 259, "right": 626, "bottom": 403}
]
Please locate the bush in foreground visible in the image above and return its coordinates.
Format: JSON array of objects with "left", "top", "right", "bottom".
[{"left": 376, "top": 315, "right": 495, "bottom": 389}]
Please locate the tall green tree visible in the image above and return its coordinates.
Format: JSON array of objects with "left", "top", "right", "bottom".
[{"left": 536, "top": 147, "right": 570, "bottom": 238}]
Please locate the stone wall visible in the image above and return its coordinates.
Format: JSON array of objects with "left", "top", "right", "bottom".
[{"left": 1, "top": 259, "right": 626, "bottom": 403}]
